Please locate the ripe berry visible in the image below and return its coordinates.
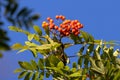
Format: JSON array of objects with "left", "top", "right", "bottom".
[
  {"left": 47, "top": 17, "right": 51, "bottom": 21},
  {"left": 56, "top": 15, "right": 59, "bottom": 19},
  {"left": 54, "top": 26, "right": 58, "bottom": 30},
  {"left": 58, "top": 27, "right": 62, "bottom": 32}
]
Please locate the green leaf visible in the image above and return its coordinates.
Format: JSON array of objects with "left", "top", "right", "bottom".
[
  {"left": 72, "top": 62, "right": 77, "bottom": 68},
  {"left": 80, "top": 31, "right": 89, "bottom": 42},
  {"left": 14, "top": 68, "right": 23, "bottom": 73},
  {"left": 28, "top": 34, "right": 35, "bottom": 41},
  {"left": 32, "top": 72, "right": 39, "bottom": 80},
  {"left": 29, "top": 48, "right": 37, "bottom": 57},
  {"left": 33, "top": 25, "right": 42, "bottom": 36},
  {"left": 64, "top": 43, "right": 73, "bottom": 49},
  {"left": 25, "top": 41, "right": 38, "bottom": 46},
  {"left": 31, "top": 60, "right": 39, "bottom": 71},
  {"left": 38, "top": 59, "right": 44, "bottom": 70},
  {"left": 31, "top": 14, "right": 40, "bottom": 20},
  {"left": 11, "top": 43, "right": 23, "bottom": 50},
  {"left": 18, "top": 61, "right": 33, "bottom": 70},
  {"left": 17, "top": 48, "right": 28, "bottom": 54},
  {"left": 69, "top": 70, "right": 82, "bottom": 77},
  {"left": 46, "top": 71, "right": 51, "bottom": 78},
  {"left": 9, "top": 26, "right": 30, "bottom": 35},
  {"left": 39, "top": 72, "right": 44, "bottom": 80},
  {"left": 57, "top": 61, "right": 64, "bottom": 69},
  {"left": 18, "top": 71, "right": 27, "bottom": 79},
  {"left": 24, "top": 72, "right": 33, "bottom": 80},
  {"left": 48, "top": 54, "right": 60, "bottom": 67},
  {"left": 44, "top": 35, "right": 54, "bottom": 43}
]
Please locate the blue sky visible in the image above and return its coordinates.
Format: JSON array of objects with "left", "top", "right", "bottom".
[{"left": 0, "top": 0, "right": 120, "bottom": 80}]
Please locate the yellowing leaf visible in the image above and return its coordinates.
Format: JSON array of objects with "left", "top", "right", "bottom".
[
  {"left": 12, "top": 43, "right": 23, "bottom": 50},
  {"left": 25, "top": 41, "right": 38, "bottom": 47},
  {"left": 28, "top": 34, "right": 35, "bottom": 41}
]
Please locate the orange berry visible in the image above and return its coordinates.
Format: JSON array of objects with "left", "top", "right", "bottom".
[
  {"left": 72, "top": 29, "right": 76, "bottom": 33},
  {"left": 50, "top": 19, "right": 54, "bottom": 23},
  {"left": 56, "top": 15, "right": 59, "bottom": 19},
  {"left": 74, "top": 20, "right": 79, "bottom": 23},
  {"left": 67, "top": 26, "right": 71, "bottom": 31},
  {"left": 49, "top": 23, "right": 54, "bottom": 29},
  {"left": 80, "top": 24, "right": 83, "bottom": 28},
  {"left": 61, "top": 25, "right": 66, "bottom": 28},
  {"left": 47, "top": 17, "right": 51, "bottom": 21},
  {"left": 65, "top": 32, "right": 69, "bottom": 36},
  {"left": 59, "top": 15, "right": 63, "bottom": 19},
  {"left": 54, "top": 26, "right": 58, "bottom": 30},
  {"left": 71, "top": 25, "right": 75, "bottom": 29},
  {"left": 77, "top": 22, "right": 81, "bottom": 26},
  {"left": 74, "top": 31, "right": 79, "bottom": 36},
  {"left": 58, "top": 27, "right": 62, "bottom": 32},
  {"left": 61, "top": 16, "right": 65, "bottom": 21}
]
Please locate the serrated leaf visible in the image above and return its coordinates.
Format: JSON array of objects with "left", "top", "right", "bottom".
[
  {"left": 57, "top": 61, "right": 64, "bottom": 69},
  {"left": 14, "top": 68, "right": 23, "bottom": 73},
  {"left": 18, "top": 71, "right": 27, "bottom": 79},
  {"left": 18, "top": 61, "right": 33, "bottom": 70},
  {"left": 28, "top": 34, "right": 35, "bottom": 41},
  {"left": 31, "top": 60, "right": 39, "bottom": 71},
  {"left": 33, "top": 25, "right": 42, "bottom": 36}
]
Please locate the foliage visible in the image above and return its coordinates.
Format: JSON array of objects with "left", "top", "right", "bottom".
[
  {"left": 0, "top": 0, "right": 40, "bottom": 57},
  {"left": 10, "top": 15, "right": 120, "bottom": 80}
]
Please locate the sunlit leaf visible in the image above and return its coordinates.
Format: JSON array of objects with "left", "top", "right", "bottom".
[
  {"left": 14, "top": 68, "right": 23, "bottom": 73},
  {"left": 18, "top": 61, "right": 33, "bottom": 70},
  {"left": 57, "top": 61, "right": 64, "bottom": 69},
  {"left": 17, "top": 48, "right": 28, "bottom": 54},
  {"left": 25, "top": 41, "right": 38, "bottom": 46},
  {"left": 33, "top": 25, "right": 42, "bottom": 36},
  {"left": 29, "top": 48, "right": 37, "bottom": 57},
  {"left": 28, "top": 34, "right": 35, "bottom": 41},
  {"left": 81, "top": 31, "right": 89, "bottom": 42},
  {"left": 69, "top": 70, "right": 82, "bottom": 77},
  {"left": 18, "top": 71, "right": 27, "bottom": 79},
  {"left": 9, "top": 26, "right": 30, "bottom": 35},
  {"left": 11, "top": 43, "right": 23, "bottom": 50}
]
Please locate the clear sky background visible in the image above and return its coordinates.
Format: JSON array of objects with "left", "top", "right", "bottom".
[{"left": 0, "top": 0, "right": 120, "bottom": 80}]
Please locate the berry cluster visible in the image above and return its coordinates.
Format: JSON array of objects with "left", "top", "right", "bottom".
[{"left": 42, "top": 15, "right": 83, "bottom": 36}]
